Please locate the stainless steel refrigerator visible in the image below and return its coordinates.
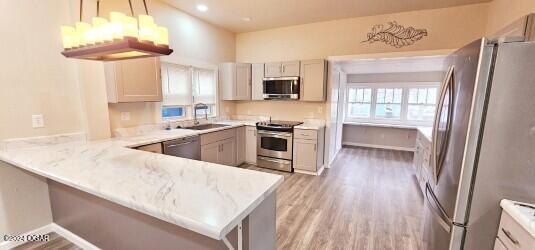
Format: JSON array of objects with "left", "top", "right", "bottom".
[{"left": 423, "top": 14, "right": 535, "bottom": 250}]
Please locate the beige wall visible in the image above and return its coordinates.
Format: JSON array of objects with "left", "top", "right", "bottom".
[
  {"left": 233, "top": 3, "right": 489, "bottom": 120},
  {"left": 0, "top": 162, "right": 52, "bottom": 241},
  {"left": 0, "top": 1, "right": 84, "bottom": 141},
  {"left": 103, "top": 0, "right": 236, "bottom": 132},
  {"left": 0, "top": 0, "right": 82, "bottom": 239},
  {"left": 486, "top": 0, "right": 535, "bottom": 35}
]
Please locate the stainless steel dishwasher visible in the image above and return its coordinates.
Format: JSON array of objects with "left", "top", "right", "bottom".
[{"left": 162, "top": 136, "right": 201, "bottom": 160}]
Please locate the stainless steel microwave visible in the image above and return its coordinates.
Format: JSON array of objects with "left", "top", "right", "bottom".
[{"left": 262, "top": 77, "right": 300, "bottom": 100}]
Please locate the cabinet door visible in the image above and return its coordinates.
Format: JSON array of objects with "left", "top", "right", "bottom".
[
  {"left": 300, "top": 59, "right": 326, "bottom": 101},
  {"left": 281, "top": 61, "right": 300, "bottom": 77},
  {"left": 220, "top": 137, "right": 236, "bottom": 166},
  {"left": 251, "top": 63, "right": 265, "bottom": 100},
  {"left": 245, "top": 127, "right": 257, "bottom": 164},
  {"left": 113, "top": 57, "right": 163, "bottom": 102},
  {"left": 201, "top": 142, "right": 220, "bottom": 164},
  {"left": 235, "top": 63, "right": 251, "bottom": 100},
  {"left": 265, "top": 62, "right": 282, "bottom": 78},
  {"left": 236, "top": 126, "right": 246, "bottom": 165},
  {"left": 293, "top": 139, "right": 318, "bottom": 172}
]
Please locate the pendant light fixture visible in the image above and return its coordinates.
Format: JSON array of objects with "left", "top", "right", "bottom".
[{"left": 60, "top": 0, "right": 173, "bottom": 61}]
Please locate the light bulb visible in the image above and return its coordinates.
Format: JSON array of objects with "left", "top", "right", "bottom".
[
  {"left": 92, "top": 17, "right": 107, "bottom": 43},
  {"left": 123, "top": 15, "right": 138, "bottom": 38},
  {"left": 109, "top": 12, "right": 125, "bottom": 40},
  {"left": 60, "top": 26, "right": 76, "bottom": 49},
  {"left": 156, "top": 27, "right": 169, "bottom": 46},
  {"left": 75, "top": 22, "right": 91, "bottom": 46},
  {"left": 138, "top": 15, "right": 155, "bottom": 42}
]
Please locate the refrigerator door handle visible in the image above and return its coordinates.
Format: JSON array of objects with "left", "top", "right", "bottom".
[
  {"left": 425, "top": 182, "right": 453, "bottom": 233},
  {"left": 431, "top": 66, "right": 455, "bottom": 184}
]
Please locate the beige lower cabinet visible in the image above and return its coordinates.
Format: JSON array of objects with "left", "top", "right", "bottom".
[
  {"left": 414, "top": 131, "right": 432, "bottom": 194},
  {"left": 135, "top": 143, "right": 162, "bottom": 154},
  {"left": 200, "top": 128, "right": 237, "bottom": 166},
  {"left": 293, "top": 128, "right": 325, "bottom": 175},
  {"left": 200, "top": 142, "right": 220, "bottom": 164},
  {"left": 245, "top": 126, "right": 257, "bottom": 164},
  {"left": 236, "top": 126, "right": 246, "bottom": 165},
  {"left": 495, "top": 208, "right": 535, "bottom": 249}
]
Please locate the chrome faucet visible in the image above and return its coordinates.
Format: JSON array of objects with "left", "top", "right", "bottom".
[{"left": 193, "top": 103, "right": 209, "bottom": 125}]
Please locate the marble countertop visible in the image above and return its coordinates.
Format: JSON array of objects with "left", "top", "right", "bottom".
[
  {"left": 0, "top": 126, "right": 283, "bottom": 240},
  {"left": 417, "top": 127, "right": 433, "bottom": 142},
  {"left": 501, "top": 199, "right": 535, "bottom": 238}
]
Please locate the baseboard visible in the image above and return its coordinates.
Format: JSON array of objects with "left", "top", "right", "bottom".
[
  {"left": 294, "top": 165, "right": 324, "bottom": 176},
  {"left": 326, "top": 147, "right": 341, "bottom": 168},
  {"left": 49, "top": 223, "right": 100, "bottom": 249},
  {"left": 342, "top": 142, "right": 416, "bottom": 152},
  {"left": 0, "top": 223, "right": 99, "bottom": 250}
]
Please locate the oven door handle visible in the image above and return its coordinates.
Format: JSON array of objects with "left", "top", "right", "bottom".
[{"left": 257, "top": 131, "right": 292, "bottom": 138}]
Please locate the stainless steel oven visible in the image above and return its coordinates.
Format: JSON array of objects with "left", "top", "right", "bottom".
[
  {"left": 256, "top": 120, "right": 302, "bottom": 172},
  {"left": 257, "top": 130, "right": 293, "bottom": 160},
  {"left": 263, "top": 77, "right": 300, "bottom": 100}
]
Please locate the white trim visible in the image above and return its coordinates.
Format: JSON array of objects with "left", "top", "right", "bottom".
[
  {"left": 343, "top": 121, "right": 430, "bottom": 130},
  {"left": 294, "top": 165, "right": 325, "bottom": 176},
  {"left": 0, "top": 223, "right": 99, "bottom": 250},
  {"left": 342, "top": 142, "right": 415, "bottom": 152}
]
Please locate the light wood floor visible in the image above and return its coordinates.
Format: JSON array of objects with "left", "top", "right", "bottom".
[
  {"left": 245, "top": 146, "right": 424, "bottom": 250},
  {"left": 12, "top": 232, "right": 81, "bottom": 250}
]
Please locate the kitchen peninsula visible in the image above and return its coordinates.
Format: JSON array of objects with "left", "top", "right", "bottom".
[{"left": 0, "top": 125, "right": 282, "bottom": 250}]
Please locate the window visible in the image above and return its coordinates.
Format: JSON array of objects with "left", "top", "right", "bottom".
[
  {"left": 347, "top": 88, "right": 372, "bottom": 118},
  {"left": 375, "top": 88, "right": 402, "bottom": 119},
  {"left": 345, "top": 83, "right": 440, "bottom": 126},
  {"left": 162, "top": 106, "right": 185, "bottom": 120},
  {"left": 407, "top": 87, "right": 437, "bottom": 122},
  {"left": 161, "top": 63, "right": 217, "bottom": 120}
]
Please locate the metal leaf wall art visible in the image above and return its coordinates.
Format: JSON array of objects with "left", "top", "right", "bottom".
[{"left": 362, "top": 21, "right": 428, "bottom": 48}]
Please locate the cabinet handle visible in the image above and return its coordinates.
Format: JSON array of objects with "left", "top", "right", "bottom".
[
  {"left": 314, "top": 144, "right": 317, "bottom": 151},
  {"left": 281, "top": 64, "right": 285, "bottom": 73},
  {"left": 501, "top": 228, "right": 520, "bottom": 245}
]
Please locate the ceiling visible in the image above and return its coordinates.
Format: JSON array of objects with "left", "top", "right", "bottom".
[{"left": 161, "top": 0, "right": 491, "bottom": 33}]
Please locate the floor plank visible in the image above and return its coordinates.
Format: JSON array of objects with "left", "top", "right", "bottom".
[
  {"left": 245, "top": 146, "right": 424, "bottom": 250},
  {"left": 11, "top": 232, "right": 82, "bottom": 250}
]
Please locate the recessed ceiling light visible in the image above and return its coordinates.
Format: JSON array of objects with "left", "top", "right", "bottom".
[
  {"left": 241, "top": 17, "right": 251, "bottom": 22},
  {"left": 196, "top": 4, "right": 208, "bottom": 12}
]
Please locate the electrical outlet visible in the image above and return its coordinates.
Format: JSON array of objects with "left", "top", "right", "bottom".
[
  {"left": 225, "top": 107, "right": 230, "bottom": 113},
  {"left": 247, "top": 110, "right": 251, "bottom": 115},
  {"left": 317, "top": 106, "right": 323, "bottom": 114},
  {"left": 32, "top": 115, "right": 44, "bottom": 128},
  {"left": 120, "top": 112, "right": 131, "bottom": 121}
]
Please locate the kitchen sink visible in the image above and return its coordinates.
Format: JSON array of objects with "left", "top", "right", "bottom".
[{"left": 184, "top": 123, "right": 230, "bottom": 130}]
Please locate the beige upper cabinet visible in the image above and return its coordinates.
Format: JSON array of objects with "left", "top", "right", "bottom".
[
  {"left": 219, "top": 63, "right": 251, "bottom": 100},
  {"left": 264, "top": 62, "right": 282, "bottom": 78},
  {"left": 251, "top": 63, "right": 265, "bottom": 100},
  {"left": 300, "top": 59, "right": 326, "bottom": 102},
  {"left": 105, "top": 57, "right": 163, "bottom": 103},
  {"left": 281, "top": 61, "right": 300, "bottom": 76},
  {"left": 264, "top": 61, "right": 300, "bottom": 77}
]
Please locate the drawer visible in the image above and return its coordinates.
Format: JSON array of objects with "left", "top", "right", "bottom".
[
  {"left": 200, "top": 128, "right": 236, "bottom": 145},
  {"left": 246, "top": 126, "right": 256, "bottom": 132},
  {"left": 494, "top": 238, "right": 507, "bottom": 250},
  {"left": 497, "top": 211, "right": 534, "bottom": 250},
  {"left": 294, "top": 129, "right": 317, "bottom": 140}
]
